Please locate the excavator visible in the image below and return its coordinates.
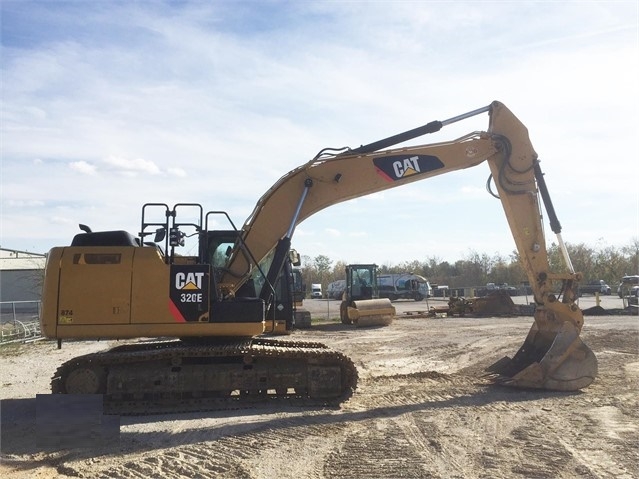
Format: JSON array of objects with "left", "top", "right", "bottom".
[{"left": 40, "top": 101, "right": 598, "bottom": 414}]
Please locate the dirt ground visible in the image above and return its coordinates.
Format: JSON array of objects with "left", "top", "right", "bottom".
[{"left": 1, "top": 297, "right": 637, "bottom": 479}]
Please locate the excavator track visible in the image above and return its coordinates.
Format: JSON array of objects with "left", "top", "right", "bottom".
[{"left": 51, "top": 338, "right": 358, "bottom": 415}]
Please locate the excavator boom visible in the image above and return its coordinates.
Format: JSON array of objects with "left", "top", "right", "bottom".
[
  {"left": 222, "top": 100, "right": 597, "bottom": 391},
  {"left": 221, "top": 133, "right": 496, "bottom": 292}
]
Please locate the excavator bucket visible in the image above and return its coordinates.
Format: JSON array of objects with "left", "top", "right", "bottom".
[
  {"left": 485, "top": 307, "right": 598, "bottom": 391},
  {"left": 348, "top": 298, "right": 395, "bottom": 328}
]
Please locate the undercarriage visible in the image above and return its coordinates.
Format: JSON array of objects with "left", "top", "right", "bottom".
[{"left": 51, "top": 338, "right": 358, "bottom": 415}]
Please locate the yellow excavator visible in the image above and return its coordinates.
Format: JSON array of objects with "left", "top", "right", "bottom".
[{"left": 41, "top": 101, "right": 598, "bottom": 413}]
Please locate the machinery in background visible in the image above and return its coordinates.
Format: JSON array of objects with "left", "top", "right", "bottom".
[
  {"left": 311, "top": 283, "right": 323, "bottom": 299},
  {"left": 290, "top": 253, "right": 311, "bottom": 328},
  {"left": 339, "top": 264, "right": 396, "bottom": 327},
  {"left": 447, "top": 290, "right": 519, "bottom": 317},
  {"left": 377, "top": 273, "right": 432, "bottom": 301},
  {"left": 327, "top": 280, "right": 347, "bottom": 300}
]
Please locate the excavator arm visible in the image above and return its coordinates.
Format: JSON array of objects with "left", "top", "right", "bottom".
[
  {"left": 221, "top": 124, "right": 496, "bottom": 292},
  {"left": 222, "top": 100, "right": 597, "bottom": 391}
]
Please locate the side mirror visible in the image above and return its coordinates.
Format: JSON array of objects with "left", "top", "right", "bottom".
[
  {"left": 289, "top": 249, "right": 301, "bottom": 266},
  {"left": 154, "top": 227, "right": 166, "bottom": 243}
]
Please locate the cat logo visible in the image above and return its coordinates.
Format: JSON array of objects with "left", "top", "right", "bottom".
[
  {"left": 169, "top": 265, "right": 210, "bottom": 322},
  {"left": 175, "top": 271, "right": 204, "bottom": 290},
  {"left": 373, "top": 154, "right": 444, "bottom": 182},
  {"left": 393, "top": 156, "right": 421, "bottom": 178}
]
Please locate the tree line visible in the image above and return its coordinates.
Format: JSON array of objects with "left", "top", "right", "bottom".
[{"left": 299, "top": 239, "right": 639, "bottom": 292}]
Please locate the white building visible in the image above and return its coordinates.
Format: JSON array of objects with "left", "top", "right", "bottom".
[{"left": 0, "top": 248, "right": 46, "bottom": 302}]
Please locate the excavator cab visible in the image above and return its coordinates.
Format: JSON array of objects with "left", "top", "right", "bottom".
[
  {"left": 197, "top": 228, "right": 299, "bottom": 335},
  {"left": 340, "top": 264, "right": 395, "bottom": 327}
]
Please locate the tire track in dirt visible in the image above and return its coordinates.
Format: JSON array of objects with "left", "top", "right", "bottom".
[
  {"left": 79, "top": 372, "right": 478, "bottom": 478},
  {"left": 353, "top": 371, "right": 534, "bottom": 414},
  {"left": 93, "top": 441, "right": 254, "bottom": 479},
  {"left": 323, "top": 372, "right": 545, "bottom": 478},
  {"left": 342, "top": 368, "right": 639, "bottom": 479},
  {"left": 501, "top": 411, "right": 634, "bottom": 479},
  {"left": 485, "top": 327, "right": 639, "bottom": 479},
  {"left": 400, "top": 413, "right": 473, "bottom": 477},
  {"left": 548, "top": 412, "right": 637, "bottom": 479},
  {"left": 322, "top": 420, "right": 430, "bottom": 478},
  {"left": 537, "top": 374, "right": 639, "bottom": 478},
  {"left": 86, "top": 421, "right": 350, "bottom": 479}
]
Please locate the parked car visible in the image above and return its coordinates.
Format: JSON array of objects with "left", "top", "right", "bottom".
[
  {"left": 578, "top": 280, "right": 611, "bottom": 296},
  {"left": 476, "top": 282, "right": 519, "bottom": 297},
  {"left": 498, "top": 283, "right": 519, "bottom": 296},
  {"left": 617, "top": 275, "right": 639, "bottom": 298}
]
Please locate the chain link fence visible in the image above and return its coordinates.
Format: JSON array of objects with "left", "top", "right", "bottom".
[{"left": 0, "top": 300, "right": 43, "bottom": 344}]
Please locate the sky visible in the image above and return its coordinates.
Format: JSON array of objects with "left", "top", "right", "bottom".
[{"left": 1, "top": 0, "right": 638, "bottom": 266}]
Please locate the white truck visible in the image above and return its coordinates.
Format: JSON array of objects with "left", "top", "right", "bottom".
[{"left": 311, "top": 283, "right": 323, "bottom": 299}]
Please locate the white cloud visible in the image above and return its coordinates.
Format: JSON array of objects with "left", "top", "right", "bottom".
[
  {"left": 103, "top": 156, "right": 161, "bottom": 176},
  {"left": 6, "top": 199, "right": 45, "bottom": 207},
  {"left": 167, "top": 167, "right": 187, "bottom": 177},
  {"left": 50, "top": 216, "right": 74, "bottom": 225},
  {"left": 69, "top": 160, "right": 97, "bottom": 175},
  {"left": 460, "top": 185, "right": 489, "bottom": 199}
]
